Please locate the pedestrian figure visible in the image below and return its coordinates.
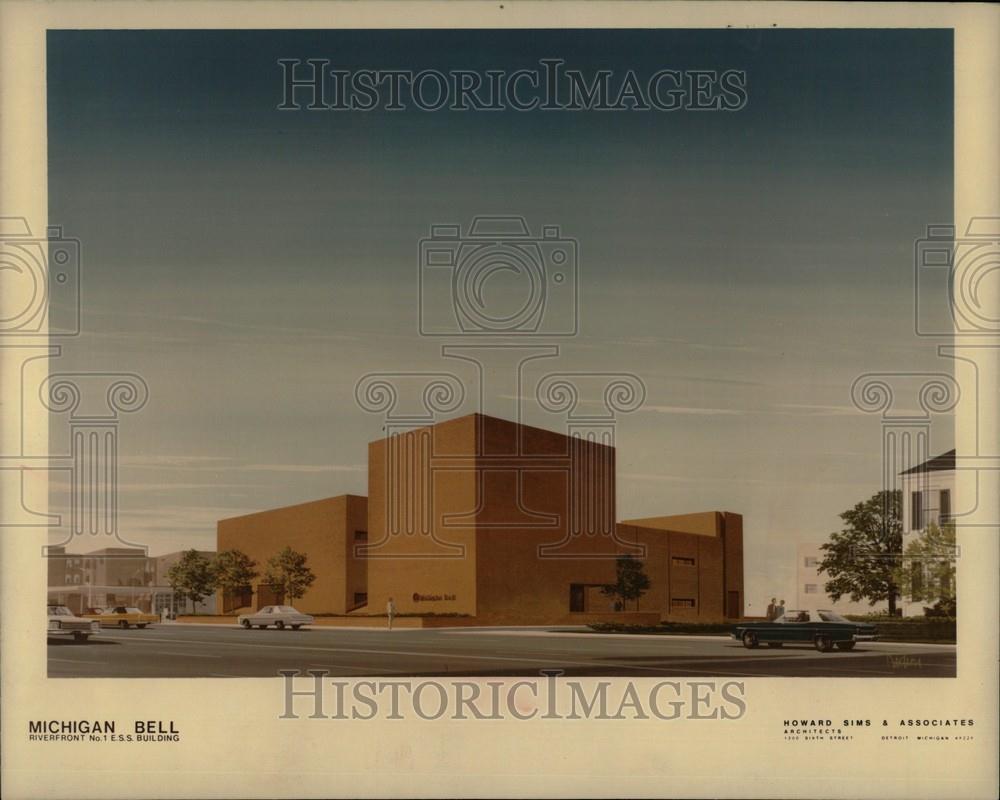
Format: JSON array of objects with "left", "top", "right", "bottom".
[
  {"left": 775, "top": 599, "right": 786, "bottom": 619},
  {"left": 386, "top": 596, "right": 396, "bottom": 631},
  {"left": 766, "top": 597, "right": 777, "bottom": 620}
]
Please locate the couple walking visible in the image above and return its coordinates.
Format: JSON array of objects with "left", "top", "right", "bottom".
[{"left": 766, "top": 597, "right": 786, "bottom": 620}]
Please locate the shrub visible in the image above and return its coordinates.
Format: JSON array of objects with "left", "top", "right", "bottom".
[{"left": 924, "top": 597, "right": 957, "bottom": 618}]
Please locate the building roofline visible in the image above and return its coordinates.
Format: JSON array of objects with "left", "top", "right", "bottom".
[
  {"left": 900, "top": 449, "right": 956, "bottom": 475},
  {"left": 368, "top": 412, "right": 616, "bottom": 451},
  {"left": 217, "top": 494, "right": 367, "bottom": 524},
  {"left": 619, "top": 511, "right": 740, "bottom": 537}
]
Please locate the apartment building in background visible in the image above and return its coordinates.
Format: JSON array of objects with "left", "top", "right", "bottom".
[
  {"left": 47, "top": 546, "right": 217, "bottom": 615},
  {"left": 795, "top": 542, "right": 887, "bottom": 616}
]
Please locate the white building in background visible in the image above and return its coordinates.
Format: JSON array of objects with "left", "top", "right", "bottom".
[
  {"left": 795, "top": 450, "right": 957, "bottom": 619},
  {"left": 796, "top": 542, "right": 886, "bottom": 615},
  {"left": 899, "top": 449, "right": 956, "bottom": 617}
]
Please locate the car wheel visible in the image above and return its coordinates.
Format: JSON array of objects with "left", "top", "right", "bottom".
[
  {"left": 766, "top": 642, "right": 783, "bottom": 648},
  {"left": 836, "top": 641, "right": 856, "bottom": 651},
  {"left": 291, "top": 624, "right": 301, "bottom": 630},
  {"left": 73, "top": 632, "right": 89, "bottom": 642},
  {"left": 276, "top": 620, "right": 285, "bottom": 630},
  {"left": 742, "top": 631, "right": 759, "bottom": 649},
  {"left": 241, "top": 619, "right": 251, "bottom": 629},
  {"left": 814, "top": 635, "right": 833, "bottom": 652},
  {"left": 137, "top": 624, "right": 147, "bottom": 629},
  {"left": 118, "top": 620, "right": 129, "bottom": 629}
]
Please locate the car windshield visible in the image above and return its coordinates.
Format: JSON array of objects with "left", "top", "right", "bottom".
[
  {"left": 775, "top": 611, "right": 810, "bottom": 622},
  {"left": 276, "top": 606, "right": 298, "bottom": 613},
  {"left": 817, "top": 610, "right": 850, "bottom": 623},
  {"left": 48, "top": 606, "right": 73, "bottom": 616}
]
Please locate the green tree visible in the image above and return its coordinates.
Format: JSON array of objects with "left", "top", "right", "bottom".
[
  {"left": 600, "top": 554, "right": 651, "bottom": 612},
  {"left": 894, "top": 521, "right": 957, "bottom": 610},
  {"left": 818, "top": 489, "right": 902, "bottom": 616},
  {"left": 213, "top": 549, "right": 259, "bottom": 608},
  {"left": 166, "top": 549, "right": 216, "bottom": 614},
  {"left": 264, "top": 546, "right": 316, "bottom": 603}
]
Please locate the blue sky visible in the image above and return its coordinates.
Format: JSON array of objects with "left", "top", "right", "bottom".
[{"left": 47, "top": 29, "right": 954, "bottom": 607}]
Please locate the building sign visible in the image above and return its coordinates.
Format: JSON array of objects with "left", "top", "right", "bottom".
[{"left": 412, "top": 593, "right": 456, "bottom": 603}]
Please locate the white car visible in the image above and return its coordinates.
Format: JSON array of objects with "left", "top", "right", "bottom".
[
  {"left": 48, "top": 605, "right": 100, "bottom": 642},
  {"left": 238, "top": 605, "right": 314, "bottom": 630}
]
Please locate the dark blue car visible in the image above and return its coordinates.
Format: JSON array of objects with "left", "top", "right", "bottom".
[{"left": 732, "top": 610, "right": 879, "bottom": 652}]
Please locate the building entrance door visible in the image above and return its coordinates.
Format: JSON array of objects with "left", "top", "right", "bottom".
[{"left": 727, "top": 591, "right": 741, "bottom": 619}]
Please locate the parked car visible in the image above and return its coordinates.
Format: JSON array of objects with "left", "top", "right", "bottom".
[
  {"left": 238, "top": 605, "right": 314, "bottom": 630},
  {"left": 48, "top": 605, "right": 100, "bottom": 642},
  {"left": 732, "top": 610, "right": 879, "bottom": 652},
  {"left": 83, "top": 606, "right": 158, "bottom": 629}
]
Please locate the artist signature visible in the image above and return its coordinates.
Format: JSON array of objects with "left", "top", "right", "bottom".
[{"left": 887, "top": 655, "right": 923, "bottom": 670}]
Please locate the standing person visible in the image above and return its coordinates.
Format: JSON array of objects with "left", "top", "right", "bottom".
[
  {"left": 766, "top": 597, "right": 777, "bottom": 620},
  {"left": 386, "top": 597, "right": 396, "bottom": 631},
  {"left": 775, "top": 599, "right": 786, "bottom": 619}
]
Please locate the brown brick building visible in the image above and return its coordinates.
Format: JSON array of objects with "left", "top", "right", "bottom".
[
  {"left": 217, "top": 413, "right": 743, "bottom": 624},
  {"left": 217, "top": 495, "right": 368, "bottom": 614}
]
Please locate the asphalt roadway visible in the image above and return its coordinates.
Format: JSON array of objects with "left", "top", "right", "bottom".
[{"left": 47, "top": 624, "right": 956, "bottom": 678}]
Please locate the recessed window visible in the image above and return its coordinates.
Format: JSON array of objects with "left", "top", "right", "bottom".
[
  {"left": 911, "top": 491, "right": 924, "bottom": 530},
  {"left": 804, "top": 584, "right": 818, "bottom": 594},
  {"left": 671, "top": 598, "right": 696, "bottom": 608},
  {"left": 939, "top": 490, "right": 951, "bottom": 524},
  {"left": 671, "top": 556, "right": 696, "bottom": 567},
  {"left": 803, "top": 557, "right": 818, "bottom": 567}
]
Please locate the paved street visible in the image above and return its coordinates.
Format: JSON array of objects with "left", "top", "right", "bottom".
[{"left": 47, "top": 624, "right": 956, "bottom": 678}]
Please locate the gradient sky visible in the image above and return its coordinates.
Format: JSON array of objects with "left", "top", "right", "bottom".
[{"left": 47, "top": 29, "right": 954, "bottom": 609}]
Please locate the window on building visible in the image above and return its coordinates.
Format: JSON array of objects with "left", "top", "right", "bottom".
[
  {"left": 670, "top": 598, "right": 696, "bottom": 608},
  {"left": 569, "top": 584, "right": 586, "bottom": 612},
  {"left": 803, "top": 557, "right": 818, "bottom": 567},
  {"left": 804, "top": 584, "right": 818, "bottom": 594},
  {"left": 354, "top": 530, "right": 368, "bottom": 543},
  {"left": 671, "top": 556, "right": 695, "bottom": 567},
  {"left": 939, "top": 490, "right": 951, "bottom": 525},
  {"left": 911, "top": 561, "right": 924, "bottom": 595},
  {"left": 911, "top": 491, "right": 924, "bottom": 530}
]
